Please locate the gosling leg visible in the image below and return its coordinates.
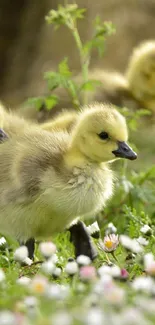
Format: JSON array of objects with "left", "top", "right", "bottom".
[{"left": 68, "top": 221, "right": 98, "bottom": 261}]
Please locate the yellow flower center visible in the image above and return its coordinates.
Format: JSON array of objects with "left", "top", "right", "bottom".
[
  {"left": 34, "top": 283, "right": 45, "bottom": 293},
  {"left": 105, "top": 240, "right": 113, "bottom": 249}
]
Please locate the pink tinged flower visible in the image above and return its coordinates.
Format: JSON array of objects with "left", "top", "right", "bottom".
[
  {"left": 39, "top": 241, "right": 56, "bottom": 259},
  {"left": 145, "top": 261, "right": 155, "bottom": 276},
  {"left": 121, "top": 268, "right": 129, "bottom": 280},
  {"left": 99, "top": 234, "right": 119, "bottom": 252},
  {"left": 80, "top": 266, "right": 97, "bottom": 282}
]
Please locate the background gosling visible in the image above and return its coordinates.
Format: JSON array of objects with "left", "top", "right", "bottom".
[{"left": 126, "top": 40, "right": 155, "bottom": 113}]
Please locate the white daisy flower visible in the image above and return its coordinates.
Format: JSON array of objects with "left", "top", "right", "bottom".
[
  {"left": 65, "top": 261, "right": 78, "bottom": 275},
  {"left": 51, "top": 311, "right": 72, "bottom": 325},
  {"left": 41, "top": 260, "right": 55, "bottom": 275},
  {"left": 76, "top": 255, "right": 91, "bottom": 266},
  {"left": 14, "top": 246, "right": 28, "bottom": 263},
  {"left": 99, "top": 234, "right": 119, "bottom": 252},
  {"left": 106, "top": 222, "right": 117, "bottom": 234},
  {"left": 39, "top": 241, "right": 56, "bottom": 259}
]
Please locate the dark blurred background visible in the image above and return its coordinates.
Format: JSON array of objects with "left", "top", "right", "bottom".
[{"left": 1, "top": 0, "right": 155, "bottom": 109}]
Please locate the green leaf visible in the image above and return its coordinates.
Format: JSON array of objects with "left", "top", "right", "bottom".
[
  {"left": 58, "top": 58, "right": 72, "bottom": 77},
  {"left": 26, "top": 97, "right": 44, "bottom": 111},
  {"left": 79, "top": 79, "right": 102, "bottom": 92},
  {"left": 45, "top": 95, "right": 59, "bottom": 110}
]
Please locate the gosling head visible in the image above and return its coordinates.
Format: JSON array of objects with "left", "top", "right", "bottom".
[
  {"left": 126, "top": 41, "right": 155, "bottom": 102},
  {"left": 70, "top": 103, "right": 137, "bottom": 163}
]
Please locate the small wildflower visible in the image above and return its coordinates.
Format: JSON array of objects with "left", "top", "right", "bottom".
[
  {"left": 31, "top": 275, "right": 48, "bottom": 295},
  {"left": 137, "top": 236, "right": 148, "bottom": 246},
  {"left": 0, "top": 269, "right": 5, "bottom": 283},
  {"left": 121, "top": 268, "right": 129, "bottom": 280},
  {"left": 140, "top": 224, "right": 152, "bottom": 235},
  {"left": 41, "top": 260, "right": 55, "bottom": 275},
  {"left": 120, "top": 235, "right": 143, "bottom": 253},
  {"left": 99, "top": 234, "right": 119, "bottom": 252},
  {"left": 87, "top": 221, "right": 100, "bottom": 238},
  {"left": 77, "top": 255, "right": 91, "bottom": 266},
  {"left": 80, "top": 266, "right": 96, "bottom": 282},
  {"left": 120, "top": 307, "right": 147, "bottom": 325},
  {"left": 17, "top": 276, "right": 31, "bottom": 286},
  {"left": 132, "top": 276, "right": 155, "bottom": 294},
  {"left": 0, "top": 311, "right": 16, "bottom": 325},
  {"left": 14, "top": 246, "right": 28, "bottom": 263},
  {"left": 85, "top": 307, "right": 103, "bottom": 325},
  {"left": 39, "top": 241, "right": 56, "bottom": 259},
  {"left": 145, "top": 261, "right": 155, "bottom": 276},
  {"left": 105, "top": 222, "right": 117, "bottom": 235},
  {"left": 65, "top": 261, "right": 78, "bottom": 275}
]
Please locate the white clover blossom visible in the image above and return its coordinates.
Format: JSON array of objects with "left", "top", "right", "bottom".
[
  {"left": 65, "top": 261, "right": 78, "bottom": 275},
  {"left": 120, "top": 235, "right": 143, "bottom": 253},
  {"left": 136, "top": 236, "right": 148, "bottom": 246},
  {"left": 76, "top": 255, "right": 91, "bottom": 266},
  {"left": 39, "top": 241, "right": 56, "bottom": 259},
  {"left": 14, "top": 246, "right": 28, "bottom": 263},
  {"left": 140, "top": 224, "right": 152, "bottom": 235},
  {"left": 99, "top": 234, "right": 119, "bottom": 253}
]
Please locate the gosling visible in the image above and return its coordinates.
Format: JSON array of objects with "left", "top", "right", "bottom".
[
  {"left": 126, "top": 40, "right": 155, "bottom": 113},
  {"left": 0, "top": 103, "right": 137, "bottom": 254}
]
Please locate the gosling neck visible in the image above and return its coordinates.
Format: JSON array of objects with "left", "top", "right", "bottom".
[{"left": 64, "top": 144, "right": 92, "bottom": 170}]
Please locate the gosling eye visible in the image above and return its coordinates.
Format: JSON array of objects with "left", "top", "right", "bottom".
[{"left": 98, "top": 131, "right": 109, "bottom": 140}]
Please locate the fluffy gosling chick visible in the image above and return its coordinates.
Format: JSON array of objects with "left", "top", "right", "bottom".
[
  {"left": 126, "top": 40, "right": 155, "bottom": 113},
  {"left": 78, "top": 70, "right": 140, "bottom": 110},
  {"left": 0, "top": 103, "right": 137, "bottom": 245}
]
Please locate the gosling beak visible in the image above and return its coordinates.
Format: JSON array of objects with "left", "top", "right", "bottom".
[
  {"left": 0, "top": 128, "right": 8, "bottom": 143},
  {"left": 112, "top": 141, "right": 137, "bottom": 160}
]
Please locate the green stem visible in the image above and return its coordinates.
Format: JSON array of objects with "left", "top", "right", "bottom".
[{"left": 69, "top": 21, "right": 90, "bottom": 106}]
